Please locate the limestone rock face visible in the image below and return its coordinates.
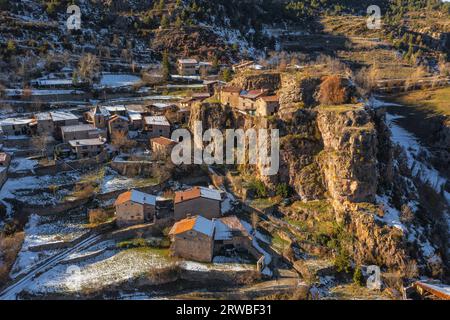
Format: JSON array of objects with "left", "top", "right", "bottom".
[
  {"left": 229, "top": 72, "right": 281, "bottom": 91},
  {"left": 317, "top": 107, "right": 379, "bottom": 203},
  {"left": 277, "top": 110, "right": 325, "bottom": 200},
  {"left": 342, "top": 202, "right": 408, "bottom": 271},
  {"left": 278, "top": 73, "right": 322, "bottom": 111},
  {"left": 188, "top": 99, "right": 446, "bottom": 276}
]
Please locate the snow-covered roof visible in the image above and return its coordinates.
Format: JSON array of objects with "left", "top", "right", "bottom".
[
  {"left": 169, "top": 215, "right": 215, "bottom": 237},
  {"left": 50, "top": 111, "right": 78, "bottom": 122},
  {"left": 0, "top": 118, "right": 34, "bottom": 126},
  {"left": 34, "top": 112, "right": 52, "bottom": 121},
  {"left": 104, "top": 105, "right": 126, "bottom": 112},
  {"left": 199, "top": 186, "right": 222, "bottom": 201},
  {"left": 35, "top": 79, "right": 73, "bottom": 86},
  {"left": 69, "top": 138, "right": 106, "bottom": 147},
  {"left": 174, "top": 186, "right": 222, "bottom": 204},
  {"left": 61, "top": 124, "right": 96, "bottom": 133},
  {"left": 115, "top": 189, "right": 160, "bottom": 206},
  {"left": 178, "top": 58, "right": 198, "bottom": 65},
  {"left": 128, "top": 113, "right": 142, "bottom": 121},
  {"left": 151, "top": 103, "right": 172, "bottom": 109},
  {"left": 213, "top": 220, "right": 232, "bottom": 241},
  {"left": 144, "top": 116, "right": 170, "bottom": 126}
]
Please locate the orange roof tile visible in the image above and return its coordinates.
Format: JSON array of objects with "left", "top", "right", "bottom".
[
  {"left": 151, "top": 137, "right": 177, "bottom": 146},
  {"left": 169, "top": 216, "right": 197, "bottom": 235},
  {"left": 115, "top": 191, "right": 132, "bottom": 206},
  {"left": 174, "top": 187, "right": 202, "bottom": 204},
  {"left": 260, "top": 95, "right": 279, "bottom": 102}
]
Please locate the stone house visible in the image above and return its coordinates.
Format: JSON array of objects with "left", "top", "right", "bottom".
[
  {"left": 0, "top": 152, "right": 11, "bottom": 167},
  {"left": 61, "top": 124, "right": 100, "bottom": 142},
  {"left": 115, "top": 189, "right": 160, "bottom": 227},
  {"left": 238, "top": 89, "right": 269, "bottom": 112},
  {"left": 91, "top": 105, "right": 109, "bottom": 129},
  {"left": 128, "top": 112, "right": 143, "bottom": 130},
  {"left": 49, "top": 111, "right": 79, "bottom": 139},
  {"left": 177, "top": 108, "right": 190, "bottom": 124},
  {"left": 150, "top": 136, "right": 177, "bottom": 159},
  {"left": 169, "top": 215, "right": 255, "bottom": 263},
  {"left": 219, "top": 86, "right": 241, "bottom": 108},
  {"left": 34, "top": 112, "right": 54, "bottom": 134},
  {"left": 143, "top": 116, "right": 171, "bottom": 138},
  {"left": 198, "top": 61, "right": 213, "bottom": 76},
  {"left": 0, "top": 118, "right": 33, "bottom": 136},
  {"left": 169, "top": 215, "right": 215, "bottom": 262},
  {"left": 108, "top": 114, "right": 129, "bottom": 141},
  {"left": 126, "top": 105, "right": 149, "bottom": 130},
  {"left": 69, "top": 138, "right": 106, "bottom": 159},
  {"left": 214, "top": 216, "right": 253, "bottom": 254},
  {"left": 174, "top": 186, "right": 222, "bottom": 221},
  {"left": 34, "top": 111, "right": 79, "bottom": 137},
  {"left": 177, "top": 58, "right": 198, "bottom": 76},
  {"left": 256, "top": 95, "right": 279, "bottom": 117}
]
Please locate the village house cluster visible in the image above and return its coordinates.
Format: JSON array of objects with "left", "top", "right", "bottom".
[
  {"left": 0, "top": 102, "right": 177, "bottom": 162},
  {"left": 218, "top": 87, "right": 280, "bottom": 117},
  {"left": 113, "top": 185, "right": 261, "bottom": 265}
]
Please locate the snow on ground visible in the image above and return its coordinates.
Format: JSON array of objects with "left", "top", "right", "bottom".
[
  {"left": 5, "top": 89, "right": 84, "bottom": 96},
  {"left": 25, "top": 248, "right": 169, "bottom": 295},
  {"left": 9, "top": 157, "right": 38, "bottom": 172},
  {"left": 180, "top": 260, "right": 254, "bottom": 272},
  {"left": 0, "top": 171, "right": 80, "bottom": 216},
  {"left": 386, "top": 113, "right": 449, "bottom": 205},
  {"left": 240, "top": 220, "right": 273, "bottom": 276},
  {"left": 368, "top": 96, "right": 402, "bottom": 109},
  {"left": 10, "top": 213, "right": 89, "bottom": 278},
  {"left": 95, "top": 74, "right": 140, "bottom": 89},
  {"left": 375, "top": 195, "right": 406, "bottom": 232},
  {"left": 100, "top": 169, "right": 158, "bottom": 193}
]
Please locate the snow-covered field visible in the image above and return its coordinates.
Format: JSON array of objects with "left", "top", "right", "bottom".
[
  {"left": 0, "top": 170, "right": 80, "bottom": 216},
  {"left": 8, "top": 157, "right": 38, "bottom": 173},
  {"left": 10, "top": 213, "right": 89, "bottom": 279},
  {"left": 21, "top": 244, "right": 255, "bottom": 297}
]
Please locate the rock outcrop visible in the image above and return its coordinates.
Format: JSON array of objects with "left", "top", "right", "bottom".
[
  {"left": 278, "top": 73, "right": 322, "bottom": 111},
  {"left": 229, "top": 72, "right": 281, "bottom": 91},
  {"left": 317, "top": 106, "right": 379, "bottom": 203}
]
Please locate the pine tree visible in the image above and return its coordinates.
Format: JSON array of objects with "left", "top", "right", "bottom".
[{"left": 161, "top": 51, "right": 170, "bottom": 82}]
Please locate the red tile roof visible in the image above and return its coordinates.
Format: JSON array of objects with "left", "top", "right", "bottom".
[
  {"left": 115, "top": 191, "right": 132, "bottom": 206},
  {"left": 151, "top": 137, "right": 177, "bottom": 146},
  {"left": 260, "top": 95, "right": 279, "bottom": 102},
  {"left": 174, "top": 187, "right": 202, "bottom": 204},
  {"left": 169, "top": 216, "right": 197, "bottom": 235}
]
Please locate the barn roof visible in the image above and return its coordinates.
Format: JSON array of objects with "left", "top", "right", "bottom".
[
  {"left": 115, "top": 189, "right": 158, "bottom": 206},
  {"left": 174, "top": 186, "right": 222, "bottom": 204},
  {"left": 169, "top": 215, "right": 214, "bottom": 237}
]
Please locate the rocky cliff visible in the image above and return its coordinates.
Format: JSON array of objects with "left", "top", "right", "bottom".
[{"left": 189, "top": 71, "right": 448, "bottom": 279}]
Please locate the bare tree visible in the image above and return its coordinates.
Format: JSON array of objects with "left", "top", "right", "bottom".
[
  {"left": 77, "top": 53, "right": 101, "bottom": 86},
  {"left": 318, "top": 75, "right": 348, "bottom": 105},
  {"left": 31, "top": 134, "right": 52, "bottom": 157}
]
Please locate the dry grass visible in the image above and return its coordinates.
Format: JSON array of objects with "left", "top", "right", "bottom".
[
  {"left": 0, "top": 232, "right": 24, "bottom": 285},
  {"left": 393, "top": 87, "right": 450, "bottom": 116}
]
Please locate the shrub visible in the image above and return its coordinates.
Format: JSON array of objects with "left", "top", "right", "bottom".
[
  {"left": 248, "top": 179, "right": 267, "bottom": 198},
  {"left": 276, "top": 183, "right": 290, "bottom": 198},
  {"left": 318, "top": 75, "right": 348, "bottom": 105},
  {"left": 88, "top": 209, "right": 111, "bottom": 225},
  {"left": 353, "top": 266, "right": 364, "bottom": 286},
  {"left": 334, "top": 248, "right": 351, "bottom": 273}
]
